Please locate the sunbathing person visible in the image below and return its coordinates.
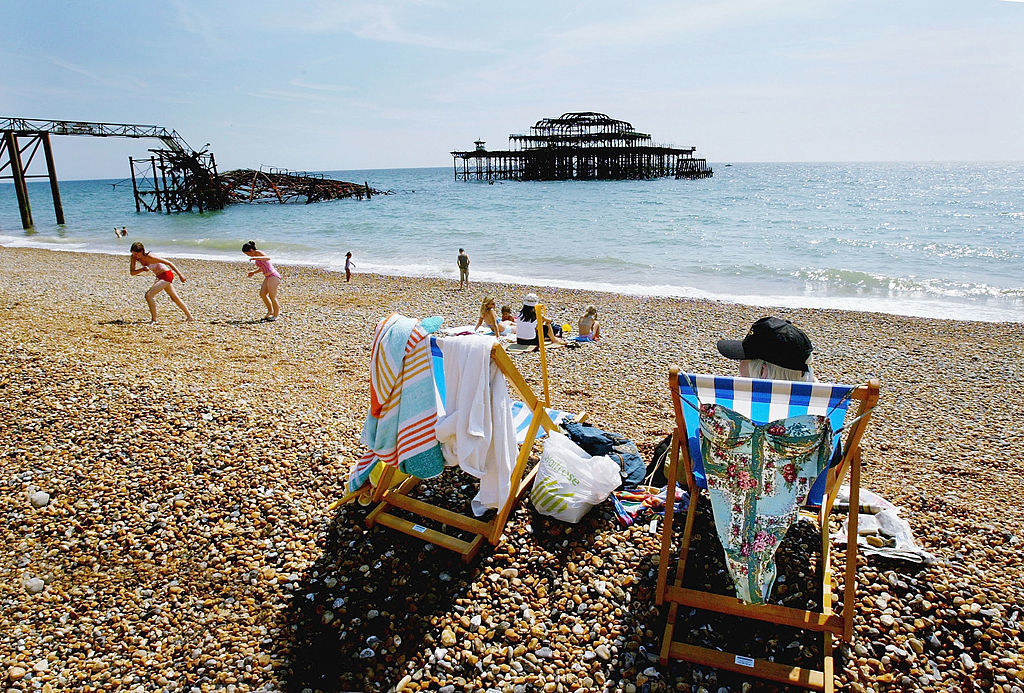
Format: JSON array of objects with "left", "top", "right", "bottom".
[
  {"left": 577, "top": 305, "right": 601, "bottom": 341},
  {"left": 475, "top": 296, "right": 505, "bottom": 335},
  {"left": 716, "top": 316, "right": 816, "bottom": 382},
  {"left": 516, "top": 293, "right": 566, "bottom": 346}
]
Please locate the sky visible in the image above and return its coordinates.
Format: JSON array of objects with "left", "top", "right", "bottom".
[{"left": 3, "top": 0, "right": 1024, "bottom": 179}]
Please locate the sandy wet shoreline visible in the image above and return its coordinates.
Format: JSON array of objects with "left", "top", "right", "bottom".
[{"left": 1, "top": 246, "right": 1022, "bottom": 692}]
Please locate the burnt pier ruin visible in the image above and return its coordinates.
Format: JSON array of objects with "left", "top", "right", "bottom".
[
  {"left": 1, "top": 117, "right": 376, "bottom": 228},
  {"left": 451, "top": 112, "right": 712, "bottom": 182}
]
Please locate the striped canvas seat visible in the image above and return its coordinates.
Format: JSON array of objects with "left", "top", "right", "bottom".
[
  {"left": 656, "top": 368, "right": 880, "bottom": 692},
  {"left": 679, "top": 374, "right": 854, "bottom": 507}
]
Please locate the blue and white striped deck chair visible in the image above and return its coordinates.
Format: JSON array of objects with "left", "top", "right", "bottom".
[
  {"left": 656, "top": 367, "right": 880, "bottom": 693},
  {"left": 678, "top": 374, "right": 855, "bottom": 506},
  {"left": 365, "top": 336, "right": 577, "bottom": 563}
]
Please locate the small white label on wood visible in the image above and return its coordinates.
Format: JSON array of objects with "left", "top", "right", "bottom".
[
  {"left": 411, "top": 524, "right": 427, "bottom": 533},
  {"left": 735, "top": 655, "right": 755, "bottom": 668}
]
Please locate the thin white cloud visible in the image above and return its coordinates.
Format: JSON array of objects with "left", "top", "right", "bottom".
[
  {"left": 260, "top": 1, "right": 497, "bottom": 52},
  {"left": 549, "top": 0, "right": 802, "bottom": 50},
  {"left": 170, "top": 0, "right": 219, "bottom": 45},
  {"left": 248, "top": 89, "right": 342, "bottom": 104},
  {"left": 288, "top": 79, "right": 351, "bottom": 93},
  {"left": 50, "top": 58, "right": 148, "bottom": 90}
]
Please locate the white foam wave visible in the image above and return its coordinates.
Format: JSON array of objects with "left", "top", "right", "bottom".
[{"left": 3, "top": 237, "right": 1021, "bottom": 324}]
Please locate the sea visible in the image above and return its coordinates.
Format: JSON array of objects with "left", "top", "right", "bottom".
[{"left": 2, "top": 163, "right": 1022, "bottom": 323}]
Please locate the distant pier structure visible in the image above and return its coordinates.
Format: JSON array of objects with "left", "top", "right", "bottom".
[
  {"left": 1, "top": 116, "right": 377, "bottom": 229},
  {"left": 450, "top": 112, "right": 712, "bottom": 182}
]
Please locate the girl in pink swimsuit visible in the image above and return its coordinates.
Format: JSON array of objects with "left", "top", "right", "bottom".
[
  {"left": 242, "top": 240, "right": 282, "bottom": 321},
  {"left": 129, "top": 242, "right": 194, "bottom": 323}
]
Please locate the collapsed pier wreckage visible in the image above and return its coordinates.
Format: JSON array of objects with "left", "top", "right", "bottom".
[
  {"left": 451, "top": 112, "right": 712, "bottom": 182},
  {"left": 130, "top": 158, "right": 380, "bottom": 214},
  {"left": 0, "top": 117, "right": 379, "bottom": 228}
]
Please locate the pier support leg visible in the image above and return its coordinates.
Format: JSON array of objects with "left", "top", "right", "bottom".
[
  {"left": 41, "top": 133, "right": 64, "bottom": 224},
  {"left": 129, "top": 157, "right": 141, "bottom": 212},
  {"left": 4, "top": 131, "right": 33, "bottom": 229}
]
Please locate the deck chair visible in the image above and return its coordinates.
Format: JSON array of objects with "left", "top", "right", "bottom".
[
  {"left": 656, "top": 368, "right": 879, "bottom": 692},
  {"left": 333, "top": 306, "right": 580, "bottom": 562}
]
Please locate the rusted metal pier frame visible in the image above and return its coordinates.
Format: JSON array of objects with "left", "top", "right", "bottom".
[
  {"left": 1, "top": 130, "right": 65, "bottom": 228},
  {"left": 218, "top": 167, "right": 376, "bottom": 205},
  {"left": 451, "top": 112, "right": 712, "bottom": 182},
  {"left": 450, "top": 146, "right": 712, "bottom": 181},
  {"left": 129, "top": 149, "right": 225, "bottom": 214},
  {"left": 1, "top": 116, "right": 195, "bottom": 228}
]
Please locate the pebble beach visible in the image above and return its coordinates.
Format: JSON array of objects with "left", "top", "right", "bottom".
[{"left": 2, "top": 245, "right": 1022, "bottom": 692}]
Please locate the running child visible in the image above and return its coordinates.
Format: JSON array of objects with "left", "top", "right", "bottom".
[
  {"left": 128, "top": 242, "right": 194, "bottom": 323},
  {"left": 242, "top": 240, "right": 281, "bottom": 321}
]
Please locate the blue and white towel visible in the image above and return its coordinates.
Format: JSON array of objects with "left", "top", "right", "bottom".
[{"left": 678, "top": 374, "right": 855, "bottom": 505}]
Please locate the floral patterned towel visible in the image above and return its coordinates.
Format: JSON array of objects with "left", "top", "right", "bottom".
[{"left": 699, "top": 403, "right": 833, "bottom": 604}]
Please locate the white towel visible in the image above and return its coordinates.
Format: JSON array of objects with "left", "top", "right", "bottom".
[{"left": 434, "top": 335, "right": 517, "bottom": 516}]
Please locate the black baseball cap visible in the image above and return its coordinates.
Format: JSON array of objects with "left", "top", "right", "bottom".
[{"left": 717, "top": 317, "right": 813, "bottom": 373}]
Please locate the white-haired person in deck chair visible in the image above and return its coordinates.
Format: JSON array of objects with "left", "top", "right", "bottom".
[
  {"left": 715, "top": 315, "right": 834, "bottom": 512},
  {"left": 716, "top": 316, "right": 816, "bottom": 383}
]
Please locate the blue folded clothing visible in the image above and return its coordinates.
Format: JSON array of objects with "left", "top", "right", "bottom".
[{"left": 562, "top": 420, "right": 645, "bottom": 488}]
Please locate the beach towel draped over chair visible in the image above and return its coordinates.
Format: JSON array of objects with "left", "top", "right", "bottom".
[
  {"left": 680, "top": 375, "right": 857, "bottom": 605},
  {"left": 337, "top": 305, "right": 583, "bottom": 562},
  {"left": 348, "top": 313, "right": 446, "bottom": 494},
  {"left": 657, "top": 368, "right": 879, "bottom": 693}
]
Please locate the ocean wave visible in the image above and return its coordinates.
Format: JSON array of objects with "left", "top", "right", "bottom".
[
  {"left": 4, "top": 238, "right": 1021, "bottom": 323},
  {"left": 790, "top": 267, "right": 1024, "bottom": 300}
]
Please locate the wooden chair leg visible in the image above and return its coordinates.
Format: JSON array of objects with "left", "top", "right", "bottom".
[
  {"left": 843, "top": 449, "right": 861, "bottom": 641},
  {"left": 657, "top": 431, "right": 681, "bottom": 605},
  {"left": 660, "top": 602, "right": 680, "bottom": 666}
]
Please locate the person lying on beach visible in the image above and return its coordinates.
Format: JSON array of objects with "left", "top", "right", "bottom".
[
  {"left": 577, "top": 305, "right": 601, "bottom": 341},
  {"left": 129, "top": 242, "right": 194, "bottom": 323},
  {"left": 716, "top": 316, "right": 816, "bottom": 382},
  {"left": 516, "top": 293, "right": 566, "bottom": 346},
  {"left": 475, "top": 296, "right": 514, "bottom": 336},
  {"left": 242, "top": 240, "right": 281, "bottom": 321}
]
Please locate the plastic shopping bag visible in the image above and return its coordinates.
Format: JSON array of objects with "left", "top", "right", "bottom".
[{"left": 530, "top": 432, "right": 621, "bottom": 523}]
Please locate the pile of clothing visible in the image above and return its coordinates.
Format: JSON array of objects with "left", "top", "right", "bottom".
[
  {"left": 561, "top": 420, "right": 645, "bottom": 488},
  {"left": 560, "top": 420, "right": 687, "bottom": 526},
  {"left": 832, "top": 486, "right": 936, "bottom": 565}
]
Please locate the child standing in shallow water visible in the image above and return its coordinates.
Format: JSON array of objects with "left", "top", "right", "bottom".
[
  {"left": 242, "top": 240, "right": 281, "bottom": 321},
  {"left": 345, "top": 252, "right": 354, "bottom": 282},
  {"left": 129, "top": 242, "right": 194, "bottom": 323}
]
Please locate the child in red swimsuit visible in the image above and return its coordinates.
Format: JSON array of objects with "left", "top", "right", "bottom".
[{"left": 129, "top": 242, "right": 194, "bottom": 323}]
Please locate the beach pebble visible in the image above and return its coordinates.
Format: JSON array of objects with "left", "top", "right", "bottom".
[
  {"left": 4, "top": 250, "right": 1024, "bottom": 693},
  {"left": 25, "top": 577, "right": 45, "bottom": 594},
  {"left": 30, "top": 490, "right": 50, "bottom": 508}
]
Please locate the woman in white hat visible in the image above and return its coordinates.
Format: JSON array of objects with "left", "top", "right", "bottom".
[{"left": 516, "top": 293, "right": 566, "bottom": 346}]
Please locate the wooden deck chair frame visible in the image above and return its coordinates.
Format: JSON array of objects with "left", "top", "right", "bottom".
[
  {"left": 337, "top": 305, "right": 570, "bottom": 563},
  {"left": 655, "top": 367, "right": 880, "bottom": 692}
]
